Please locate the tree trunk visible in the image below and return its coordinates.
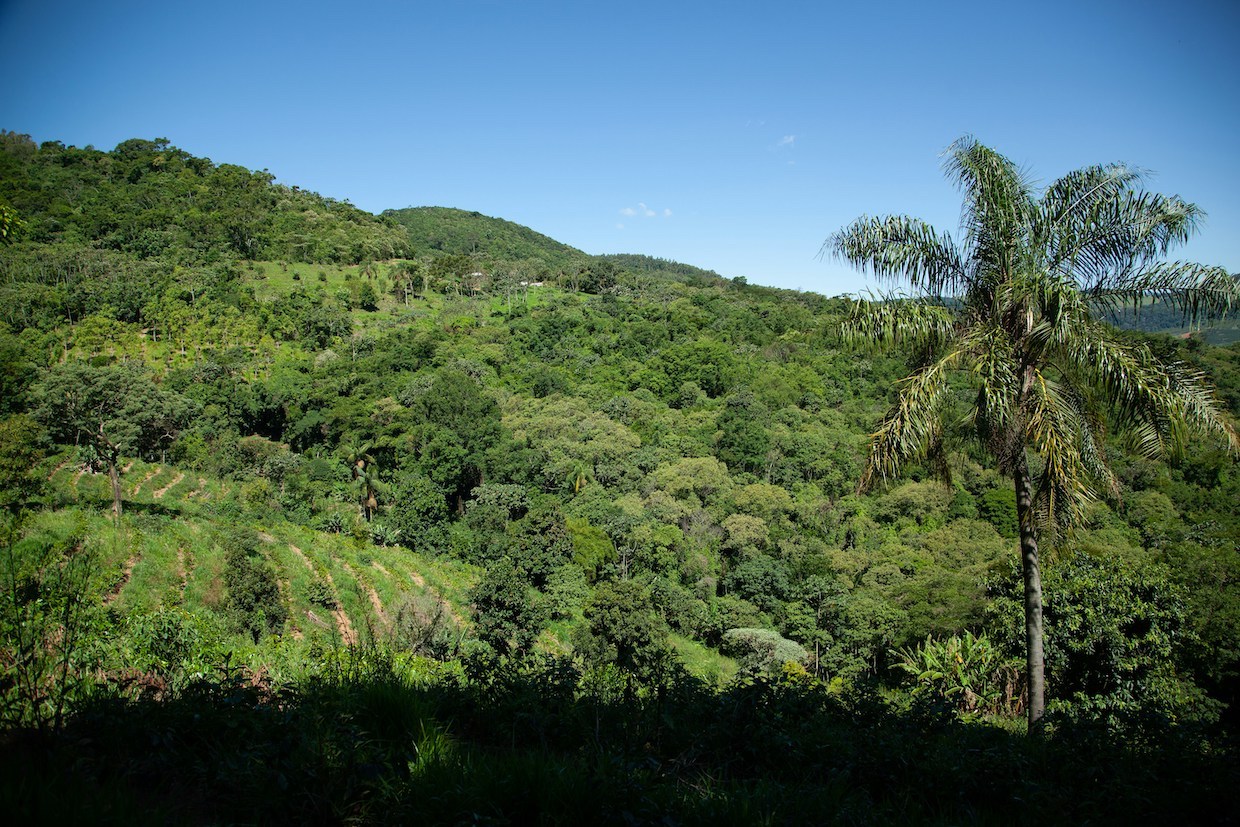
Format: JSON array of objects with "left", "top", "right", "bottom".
[
  {"left": 1014, "top": 453, "right": 1045, "bottom": 728},
  {"left": 108, "top": 454, "right": 122, "bottom": 523}
]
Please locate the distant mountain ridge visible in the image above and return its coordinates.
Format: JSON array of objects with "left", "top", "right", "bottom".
[
  {"left": 596, "top": 253, "right": 726, "bottom": 284},
  {"left": 0, "top": 131, "right": 410, "bottom": 265},
  {"left": 1106, "top": 300, "right": 1240, "bottom": 346}
]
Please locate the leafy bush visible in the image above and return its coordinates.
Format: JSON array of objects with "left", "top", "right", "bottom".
[
  {"left": 127, "top": 607, "right": 204, "bottom": 671},
  {"left": 391, "top": 592, "right": 461, "bottom": 659},
  {"left": 721, "top": 627, "right": 808, "bottom": 676},
  {"left": 316, "top": 512, "right": 345, "bottom": 534},
  {"left": 469, "top": 559, "right": 545, "bottom": 658},
  {"left": 722, "top": 555, "right": 789, "bottom": 613},
  {"left": 893, "top": 631, "right": 1021, "bottom": 716},
  {"left": 387, "top": 475, "right": 448, "bottom": 551},
  {"left": 306, "top": 577, "right": 338, "bottom": 610},
  {"left": 987, "top": 552, "right": 1215, "bottom": 731},
  {"left": 541, "top": 564, "right": 588, "bottom": 620},
  {"left": 0, "top": 518, "right": 103, "bottom": 731},
  {"left": 369, "top": 522, "right": 400, "bottom": 548},
  {"left": 575, "top": 579, "right": 671, "bottom": 687},
  {"left": 223, "top": 544, "right": 287, "bottom": 642}
]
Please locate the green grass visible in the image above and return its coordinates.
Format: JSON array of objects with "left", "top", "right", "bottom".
[
  {"left": 116, "top": 518, "right": 190, "bottom": 614},
  {"left": 671, "top": 632, "right": 738, "bottom": 684},
  {"left": 182, "top": 539, "right": 226, "bottom": 612},
  {"left": 246, "top": 260, "right": 357, "bottom": 301}
]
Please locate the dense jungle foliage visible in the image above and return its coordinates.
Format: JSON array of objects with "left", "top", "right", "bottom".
[{"left": 2, "top": 132, "right": 1239, "bottom": 823}]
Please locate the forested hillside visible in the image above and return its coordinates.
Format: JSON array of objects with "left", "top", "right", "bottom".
[
  {"left": 1107, "top": 300, "right": 1240, "bottom": 345},
  {"left": 383, "top": 206, "right": 589, "bottom": 274},
  {"left": 3, "top": 132, "right": 1239, "bottom": 824}
]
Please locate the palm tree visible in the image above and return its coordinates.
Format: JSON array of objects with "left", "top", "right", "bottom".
[
  {"left": 825, "top": 137, "right": 1240, "bottom": 727},
  {"left": 342, "top": 440, "right": 383, "bottom": 521},
  {"left": 354, "top": 460, "right": 384, "bottom": 522},
  {"left": 567, "top": 458, "right": 595, "bottom": 495}
]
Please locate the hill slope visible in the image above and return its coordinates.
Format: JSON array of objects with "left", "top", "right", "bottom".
[
  {"left": 383, "top": 206, "right": 590, "bottom": 273},
  {"left": 2, "top": 129, "right": 1239, "bottom": 745},
  {"left": 0, "top": 131, "right": 410, "bottom": 264}
]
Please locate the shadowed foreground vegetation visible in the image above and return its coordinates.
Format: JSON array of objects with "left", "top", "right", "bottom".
[{"left": 5, "top": 649, "right": 1238, "bottom": 825}]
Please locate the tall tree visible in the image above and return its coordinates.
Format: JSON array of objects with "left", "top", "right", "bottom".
[
  {"left": 825, "top": 137, "right": 1240, "bottom": 727},
  {"left": 408, "top": 370, "right": 502, "bottom": 512},
  {"left": 469, "top": 559, "right": 545, "bottom": 658},
  {"left": 33, "top": 361, "right": 193, "bottom": 521},
  {"left": 341, "top": 440, "right": 383, "bottom": 521}
]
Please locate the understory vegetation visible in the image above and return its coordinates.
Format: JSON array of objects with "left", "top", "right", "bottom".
[{"left": 2, "top": 131, "right": 1239, "bottom": 823}]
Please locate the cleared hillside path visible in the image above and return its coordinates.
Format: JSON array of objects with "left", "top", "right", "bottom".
[
  {"left": 130, "top": 466, "right": 161, "bottom": 496},
  {"left": 285, "top": 542, "right": 356, "bottom": 646},
  {"left": 153, "top": 471, "right": 185, "bottom": 499}
]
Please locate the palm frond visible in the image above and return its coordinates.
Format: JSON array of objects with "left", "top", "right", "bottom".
[
  {"left": 1022, "top": 370, "right": 1094, "bottom": 527},
  {"left": 1038, "top": 162, "right": 1145, "bottom": 238},
  {"left": 1065, "top": 322, "right": 1240, "bottom": 457},
  {"left": 957, "top": 321, "right": 1020, "bottom": 460},
  {"left": 825, "top": 215, "right": 968, "bottom": 294},
  {"left": 860, "top": 350, "right": 964, "bottom": 491},
  {"left": 1049, "top": 189, "right": 1207, "bottom": 288},
  {"left": 1073, "top": 386, "right": 1121, "bottom": 502},
  {"left": 1019, "top": 270, "right": 1093, "bottom": 363},
  {"left": 840, "top": 294, "right": 957, "bottom": 353},
  {"left": 942, "top": 137, "right": 1036, "bottom": 275},
  {"left": 1087, "top": 262, "right": 1240, "bottom": 326}
]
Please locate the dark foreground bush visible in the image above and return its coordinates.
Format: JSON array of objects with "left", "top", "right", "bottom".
[{"left": 3, "top": 649, "right": 1237, "bottom": 825}]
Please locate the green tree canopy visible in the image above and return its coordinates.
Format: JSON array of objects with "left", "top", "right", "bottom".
[
  {"left": 469, "top": 559, "right": 545, "bottom": 658},
  {"left": 33, "top": 360, "right": 194, "bottom": 519},
  {"left": 575, "top": 579, "right": 671, "bottom": 688}
]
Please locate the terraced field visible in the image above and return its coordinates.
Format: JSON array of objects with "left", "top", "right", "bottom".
[{"left": 41, "top": 453, "right": 479, "bottom": 652}]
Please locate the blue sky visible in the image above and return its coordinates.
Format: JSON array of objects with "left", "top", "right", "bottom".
[{"left": 2, "top": 0, "right": 1237, "bottom": 294}]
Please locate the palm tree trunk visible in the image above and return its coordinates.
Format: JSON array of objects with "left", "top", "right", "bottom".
[{"left": 1013, "top": 453, "right": 1045, "bottom": 728}]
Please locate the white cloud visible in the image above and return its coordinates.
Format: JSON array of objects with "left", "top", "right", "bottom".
[
  {"left": 618, "top": 203, "right": 672, "bottom": 220},
  {"left": 776, "top": 134, "right": 796, "bottom": 148}
]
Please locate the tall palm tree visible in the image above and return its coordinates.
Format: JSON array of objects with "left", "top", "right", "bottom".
[{"left": 825, "top": 137, "right": 1240, "bottom": 727}]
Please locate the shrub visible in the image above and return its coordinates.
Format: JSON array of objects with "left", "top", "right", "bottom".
[
  {"left": 223, "top": 545, "right": 287, "bottom": 642},
  {"left": 541, "top": 565, "right": 588, "bottom": 620},
  {"left": 469, "top": 560, "right": 545, "bottom": 658},
  {"left": 721, "top": 627, "right": 807, "bottom": 676},
  {"left": 306, "top": 577, "right": 338, "bottom": 610},
  {"left": 316, "top": 512, "right": 345, "bottom": 534},
  {"left": 893, "top": 631, "right": 1021, "bottom": 716},
  {"left": 0, "top": 521, "right": 102, "bottom": 731},
  {"left": 127, "top": 607, "right": 203, "bottom": 671},
  {"left": 392, "top": 592, "right": 461, "bottom": 659},
  {"left": 369, "top": 522, "right": 400, "bottom": 548}
]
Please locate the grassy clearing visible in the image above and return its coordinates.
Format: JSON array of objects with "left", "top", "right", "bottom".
[
  {"left": 671, "top": 633, "right": 738, "bottom": 684},
  {"left": 182, "top": 537, "right": 226, "bottom": 612},
  {"left": 245, "top": 260, "right": 358, "bottom": 301},
  {"left": 117, "top": 518, "right": 189, "bottom": 614}
]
